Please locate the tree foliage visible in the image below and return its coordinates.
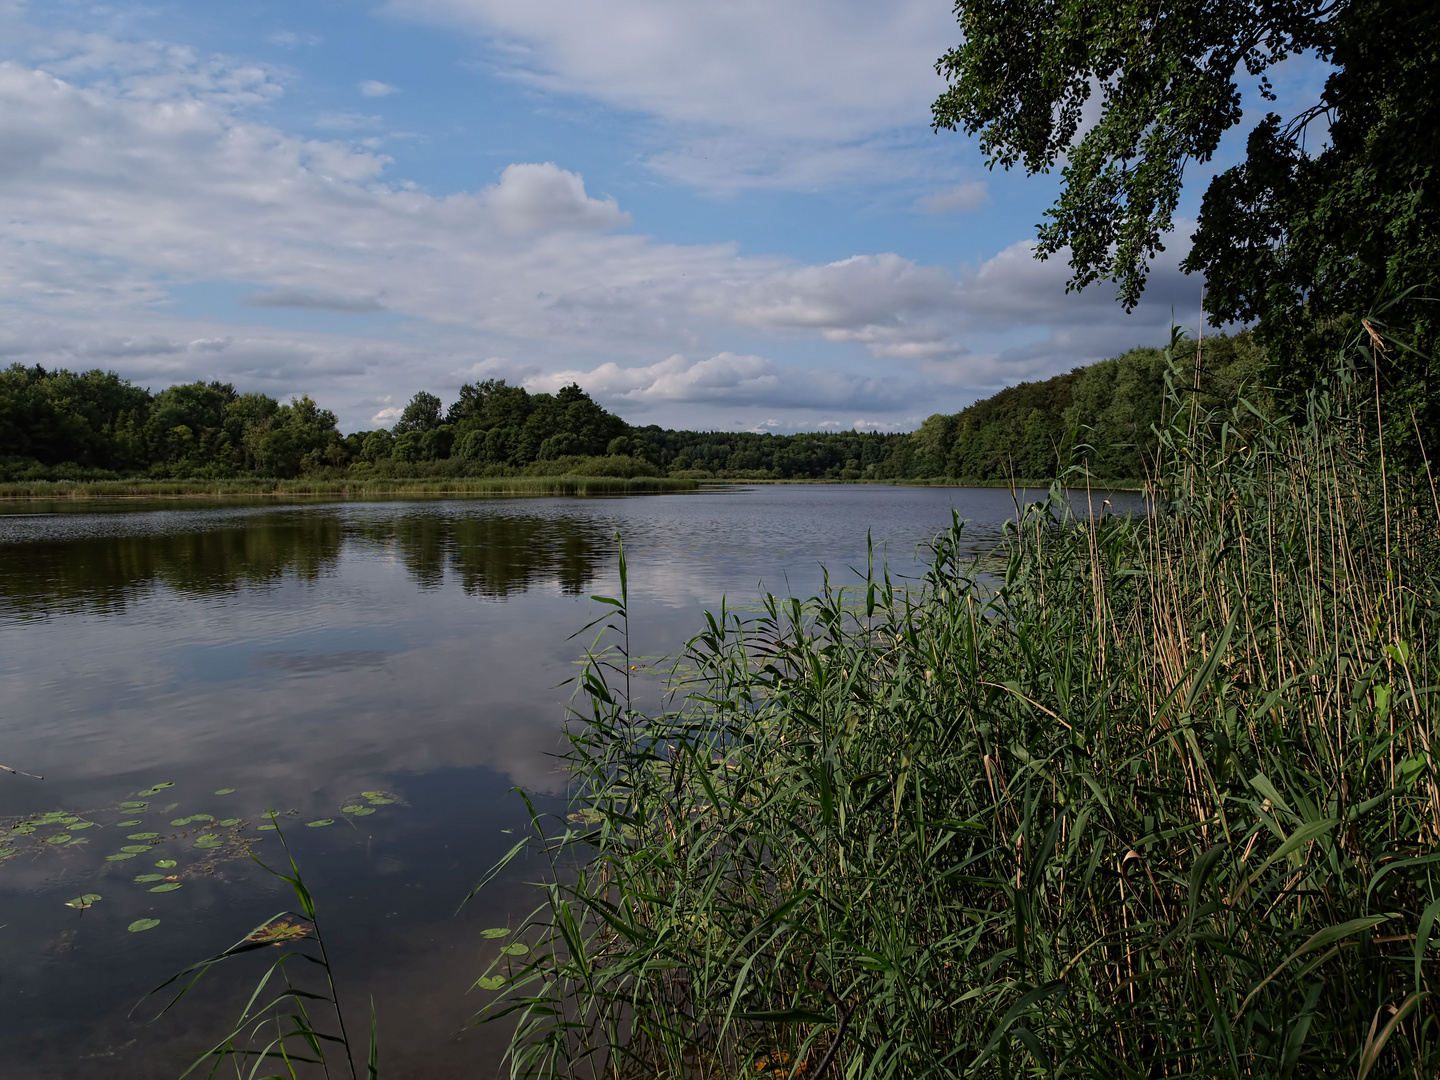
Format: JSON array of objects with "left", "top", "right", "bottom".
[{"left": 933, "top": 0, "right": 1439, "bottom": 444}]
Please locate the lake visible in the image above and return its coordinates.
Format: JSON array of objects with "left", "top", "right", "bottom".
[{"left": 0, "top": 484, "right": 1128, "bottom": 1078}]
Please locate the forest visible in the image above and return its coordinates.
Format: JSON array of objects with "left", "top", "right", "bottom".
[{"left": 0, "top": 330, "right": 1263, "bottom": 488}]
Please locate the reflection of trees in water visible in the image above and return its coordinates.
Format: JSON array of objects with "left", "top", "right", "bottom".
[
  {"left": 354, "top": 514, "right": 608, "bottom": 598},
  {"left": 0, "top": 510, "right": 610, "bottom": 617},
  {"left": 0, "top": 515, "right": 344, "bottom": 617}
]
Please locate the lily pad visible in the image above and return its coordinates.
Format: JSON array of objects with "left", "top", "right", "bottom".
[
  {"left": 118, "top": 801, "right": 147, "bottom": 810},
  {"left": 120, "top": 845, "right": 151, "bottom": 853},
  {"left": 169, "top": 818, "right": 191, "bottom": 827},
  {"left": 135, "top": 874, "right": 165, "bottom": 882},
  {"left": 257, "top": 824, "right": 277, "bottom": 831},
  {"left": 156, "top": 859, "right": 177, "bottom": 868},
  {"left": 475, "top": 976, "right": 506, "bottom": 991},
  {"left": 349, "top": 807, "right": 375, "bottom": 817},
  {"left": 150, "top": 882, "right": 182, "bottom": 893},
  {"left": 46, "top": 834, "right": 72, "bottom": 844},
  {"left": 499, "top": 943, "right": 530, "bottom": 956},
  {"left": 127, "top": 918, "right": 160, "bottom": 933},
  {"left": 127, "top": 832, "right": 160, "bottom": 840},
  {"left": 193, "top": 836, "right": 223, "bottom": 848},
  {"left": 481, "top": 928, "right": 511, "bottom": 939},
  {"left": 360, "top": 791, "right": 386, "bottom": 799},
  {"left": 116, "top": 820, "right": 142, "bottom": 827},
  {"left": 341, "top": 805, "right": 365, "bottom": 813},
  {"left": 69, "top": 821, "right": 95, "bottom": 829},
  {"left": 106, "top": 852, "right": 138, "bottom": 861},
  {"left": 64, "top": 894, "right": 101, "bottom": 910},
  {"left": 10, "top": 824, "right": 35, "bottom": 835},
  {"left": 306, "top": 819, "right": 334, "bottom": 828},
  {"left": 136, "top": 783, "right": 175, "bottom": 797},
  {"left": 214, "top": 788, "right": 235, "bottom": 796},
  {"left": 218, "top": 818, "right": 241, "bottom": 827},
  {"left": 365, "top": 797, "right": 395, "bottom": 806}
]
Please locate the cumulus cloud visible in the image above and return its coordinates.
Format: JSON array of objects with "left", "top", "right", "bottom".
[
  {"left": 359, "top": 79, "right": 398, "bottom": 96},
  {"left": 0, "top": 34, "right": 1206, "bottom": 431},
  {"left": 483, "top": 162, "right": 630, "bottom": 233},
  {"left": 526, "top": 352, "right": 914, "bottom": 412},
  {"left": 918, "top": 181, "right": 990, "bottom": 214}
]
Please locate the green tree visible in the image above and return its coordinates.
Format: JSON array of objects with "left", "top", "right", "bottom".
[
  {"left": 933, "top": 0, "right": 1440, "bottom": 444},
  {"left": 394, "top": 391, "right": 443, "bottom": 434}
]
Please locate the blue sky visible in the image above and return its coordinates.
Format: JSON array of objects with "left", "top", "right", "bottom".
[{"left": 0, "top": 0, "right": 1326, "bottom": 432}]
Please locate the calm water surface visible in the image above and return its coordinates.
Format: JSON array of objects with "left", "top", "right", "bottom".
[{"left": 0, "top": 485, "right": 1127, "bottom": 1078}]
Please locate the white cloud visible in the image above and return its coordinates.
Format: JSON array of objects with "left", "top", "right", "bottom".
[
  {"left": 483, "top": 162, "right": 630, "bottom": 233},
  {"left": 526, "top": 352, "right": 914, "bottom": 412},
  {"left": 386, "top": 0, "right": 962, "bottom": 190},
  {"left": 0, "top": 42, "right": 1205, "bottom": 432},
  {"left": 267, "top": 31, "right": 323, "bottom": 48},
  {"left": 315, "top": 110, "right": 383, "bottom": 130},
  {"left": 243, "top": 288, "right": 387, "bottom": 312},
  {"left": 359, "top": 79, "right": 398, "bottom": 97},
  {"left": 918, "top": 181, "right": 990, "bottom": 214}
]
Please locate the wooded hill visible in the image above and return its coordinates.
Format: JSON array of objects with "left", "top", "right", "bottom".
[{"left": 0, "top": 331, "right": 1264, "bottom": 485}]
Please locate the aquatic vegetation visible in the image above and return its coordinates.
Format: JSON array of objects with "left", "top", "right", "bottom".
[
  {"left": 0, "top": 783, "right": 404, "bottom": 929},
  {"left": 473, "top": 338, "right": 1440, "bottom": 1078}
]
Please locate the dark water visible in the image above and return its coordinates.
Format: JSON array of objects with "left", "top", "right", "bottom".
[{"left": 0, "top": 485, "right": 1130, "bottom": 1078}]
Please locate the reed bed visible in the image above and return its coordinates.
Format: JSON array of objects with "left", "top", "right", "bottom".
[
  {"left": 476, "top": 335, "right": 1440, "bottom": 1078},
  {"left": 0, "top": 476, "right": 697, "bottom": 500}
]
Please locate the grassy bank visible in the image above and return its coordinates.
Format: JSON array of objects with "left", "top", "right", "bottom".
[
  {"left": 476, "top": 337, "right": 1440, "bottom": 1078},
  {"left": 0, "top": 475, "right": 697, "bottom": 500}
]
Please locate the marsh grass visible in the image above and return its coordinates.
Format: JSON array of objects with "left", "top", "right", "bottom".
[
  {"left": 473, "top": 327, "right": 1440, "bottom": 1078},
  {"left": 0, "top": 476, "right": 697, "bottom": 501}
]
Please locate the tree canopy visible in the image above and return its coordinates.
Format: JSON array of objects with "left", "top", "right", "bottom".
[{"left": 933, "top": 0, "right": 1439, "bottom": 443}]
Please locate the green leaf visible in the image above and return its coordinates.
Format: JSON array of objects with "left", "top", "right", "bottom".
[
  {"left": 68, "top": 821, "right": 95, "bottom": 829},
  {"left": 46, "top": 834, "right": 72, "bottom": 844},
  {"left": 149, "top": 882, "right": 182, "bottom": 893},
  {"left": 361, "top": 791, "right": 386, "bottom": 799},
  {"left": 481, "top": 928, "right": 512, "bottom": 939},
  {"left": 365, "top": 797, "right": 394, "bottom": 805},
  {"left": 475, "top": 976, "right": 506, "bottom": 991},
  {"left": 155, "top": 859, "right": 177, "bottom": 868},
  {"left": 193, "top": 837, "right": 223, "bottom": 848},
  {"left": 341, "top": 805, "right": 366, "bottom": 813},
  {"left": 135, "top": 874, "right": 165, "bottom": 882},
  {"left": 106, "top": 852, "right": 138, "bottom": 861},
  {"left": 64, "top": 894, "right": 101, "bottom": 910},
  {"left": 257, "top": 824, "right": 277, "bottom": 831},
  {"left": 169, "top": 818, "right": 191, "bottom": 827},
  {"left": 116, "top": 820, "right": 142, "bottom": 827},
  {"left": 306, "top": 819, "right": 335, "bottom": 828},
  {"left": 136, "top": 783, "right": 175, "bottom": 796},
  {"left": 350, "top": 807, "right": 375, "bottom": 816},
  {"left": 127, "top": 832, "right": 160, "bottom": 840},
  {"left": 127, "top": 918, "right": 160, "bottom": 932},
  {"left": 499, "top": 943, "right": 530, "bottom": 955},
  {"left": 214, "top": 788, "right": 235, "bottom": 795},
  {"left": 118, "top": 802, "right": 147, "bottom": 810},
  {"left": 120, "top": 845, "right": 151, "bottom": 853},
  {"left": 218, "top": 818, "right": 241, "bottom": 827}
]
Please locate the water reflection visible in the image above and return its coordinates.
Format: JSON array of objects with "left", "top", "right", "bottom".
[
  {"left": 0, "top": 507, "right": 612, "bottom": 616},
  {"left": 0, "top": 514, "right": 344, "bottom": 618},
  {"left": 353, "top": 512, "right": 608, "bottom": 598}
]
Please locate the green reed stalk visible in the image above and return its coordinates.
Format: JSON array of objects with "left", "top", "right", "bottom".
[{"left": 473, "top": 321, "right": 1440, "bottom": 1079}]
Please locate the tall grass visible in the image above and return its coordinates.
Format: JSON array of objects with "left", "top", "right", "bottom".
[
  {"left": 0, "top": 476, "right": 697, "bottom": 501},
  {"left": 474, "top": 328, "right": 1440, "bottom": 1078}
]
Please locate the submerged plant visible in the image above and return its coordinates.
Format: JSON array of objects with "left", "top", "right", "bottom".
[{"left": 472, "top": 327, "right": 1440, "bottom": 1078}]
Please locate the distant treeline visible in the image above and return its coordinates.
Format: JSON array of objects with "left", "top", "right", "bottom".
[{"left": 0, "top": 332, "right": 1265, "bottom": 484}]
